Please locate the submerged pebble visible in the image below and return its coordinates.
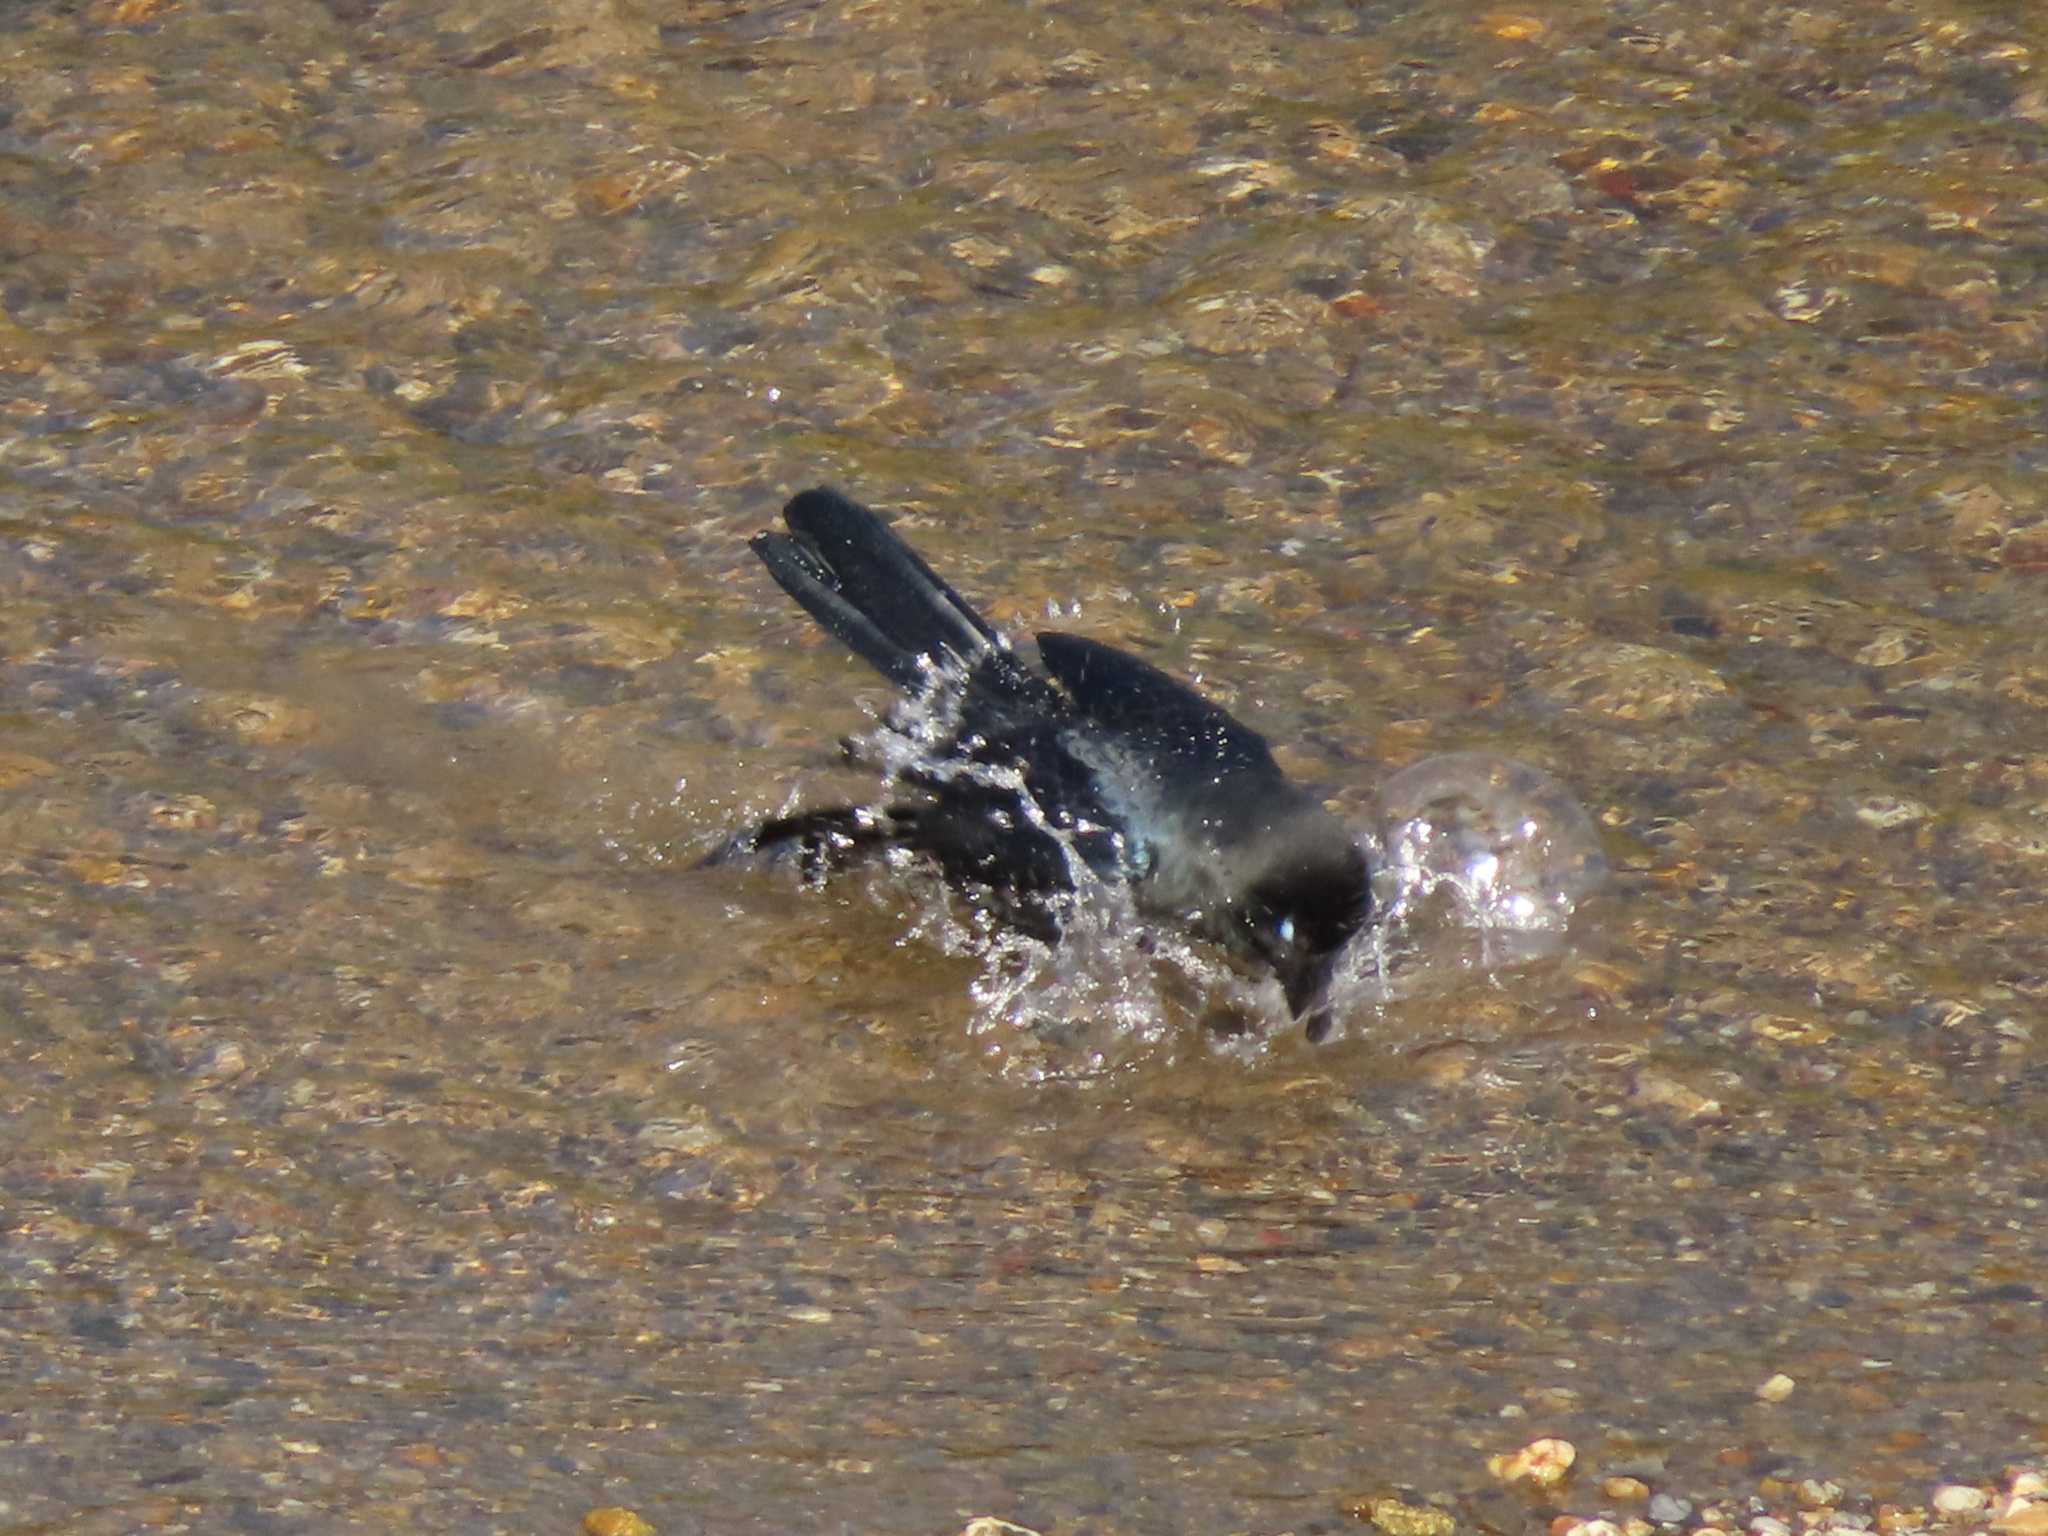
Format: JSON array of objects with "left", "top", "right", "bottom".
[
  {"left": 1933, "top": 1485, "right": 1988, "bottom": 1517},
  {"left": 1491, "top": 1437, "right": 1577, "bottom": 1489}
]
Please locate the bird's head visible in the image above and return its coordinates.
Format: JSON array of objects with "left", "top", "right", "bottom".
[{"left": 1235, "top": 835, "right": 1372, "bottom": 1042}]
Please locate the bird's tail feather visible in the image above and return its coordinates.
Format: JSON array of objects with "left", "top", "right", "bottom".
[{"left": 752, "top": 488, "right": 1005, "bottom": 693}]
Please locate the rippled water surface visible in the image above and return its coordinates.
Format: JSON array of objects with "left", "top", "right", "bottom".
[{"left": 2, "top": 0, "right": 2045, "bottom": 1531}]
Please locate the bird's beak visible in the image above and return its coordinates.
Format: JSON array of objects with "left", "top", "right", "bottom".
[{"left": 1280, "top": 949, "right": 1344, "bottom": 1042}]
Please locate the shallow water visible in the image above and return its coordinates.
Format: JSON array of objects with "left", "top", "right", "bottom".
[{"left": 2, "top": 0, "right": 2045, "bottom": 1531}]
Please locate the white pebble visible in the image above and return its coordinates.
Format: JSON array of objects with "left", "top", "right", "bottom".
[{"left": 1932, "top": 1484, "right": 1988, "bottom": 1516}]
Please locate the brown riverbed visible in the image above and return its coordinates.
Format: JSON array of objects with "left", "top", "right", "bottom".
[{"left": 1, "top": 0, "right": 2044, "bottom": 1531}]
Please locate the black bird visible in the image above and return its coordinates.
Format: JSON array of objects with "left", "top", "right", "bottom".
[{"left": 714, "top": 488, "right": 1372, "bottom": 1040}]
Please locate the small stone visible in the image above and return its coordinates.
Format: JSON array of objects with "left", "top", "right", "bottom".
[
  {"left": 1932, "top": 1486, "right": 1988, "bottom": 1517},
  {"left": 1530, "top": 641, "right": 1729, "bottom": 722},
  {"left": 582, "top": 1509, "right": 654, "bottom": 1536},
  {"left": 1751, "top": 1519, "right": 1793, "bottom": 1536},
  {"left": 1368, "top": 1498, "right": 1457, "bottom": 1536},
  {"left": 2010, "top": 1474, "right": 2047, "bottom": 1500},
  {"left": 194, "top": 691, "right": 318, "bottom": 746},
  {"left": 1992, "top": 1505, "right": 2048, "bottom": 1536},
  {"left": 636, "top": 1113, "right": 728, "bottom": 1155},
  {"left": 146, "top": 793, "right": 220, "bottom": 832},
  {"left": 1604, "top": 1478, "right": 1651, "bottom": 1502},
  {"left": 1756, "top": 1373, "right": 1797, "bottom": 1403},
  {"left": 191, "top": 1040, "right": 249, "bottom": 1083},
  {"left": 386, "top": 841, "right": 489, "bottom": 889},
  {"left": 1632, "top": 1073, "right": 1723, "bottom": 1121},
  {"left": 1484, "top": 12, "right": 1547, "bottom": 41},
  {"left": 1490, "top": 1438, "right": 1576, "bottom": 1489},
  {"left": 1853, "top": 794, "right": 1931, "bottom": 830},
  {"left": 1649, "top": 1495, "right": 1694, "bottom": 1525},
  {"left": 959, "top": 1521, "right": 1044, "bottom": 1536}
]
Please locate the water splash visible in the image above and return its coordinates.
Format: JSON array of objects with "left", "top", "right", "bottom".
[
  {"left": 1350, "top": 750, "right": 1610, "bottom": 1007},
  {"left": 720, "top": 670, "right": 1608, "bottom": 1071},
  {"left": 843, "top": 671, "right": 1275, "bottom": 1078}
]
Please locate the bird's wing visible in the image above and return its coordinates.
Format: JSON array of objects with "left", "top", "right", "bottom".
[{"left": 1034, "top": 632, "right": 1286, "bottom": 786}]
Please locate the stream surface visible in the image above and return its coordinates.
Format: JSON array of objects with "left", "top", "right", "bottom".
[{"left": 1, "top": 0, "right": 2044, "bottom": 1532}]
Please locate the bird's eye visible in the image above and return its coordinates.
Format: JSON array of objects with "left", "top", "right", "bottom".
[{"left": 1274, "top": 915, "right": 1296, "bottom": 947}]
